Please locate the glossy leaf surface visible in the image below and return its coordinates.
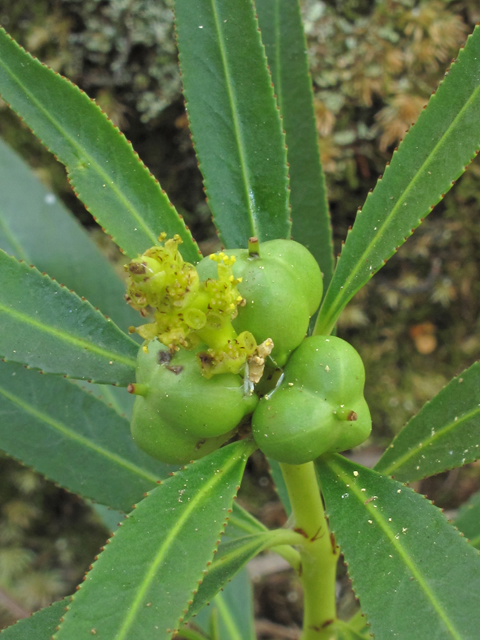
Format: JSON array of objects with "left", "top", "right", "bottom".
[
  {"left": 375, "top": 361, "right": 480, "bottom": 482},
  {"left": 0, "top": 361, "right": 168, "bottom": 511},
  {"left": 315, "top": 26, "right": 480, "bottom": 335},
  {"left": 317, "top": 454, "right": 480, "bottom": 640},
  {"left": 175, "top": 0, "right": 290, "bottom": 248},
  {"left": 0, "top": 137, "right": 138, "bottom": 333},
  {"left": 455, "top": 489, "right": 480, "bottom": 549},
  {"left": 256, "top": 0, "right": 333, "bottom": 291},
  {"left": 54, "top": 440, "right": 254, "bottom": 640},
  {"left": 0, "top": 251, "right": 137, "bottom": 384},
  {"left": 0, "top": 28, "right": 200, "bottom": 262},
  {"left": 0, "top": 599, "right": 65, "bottom": 639}
]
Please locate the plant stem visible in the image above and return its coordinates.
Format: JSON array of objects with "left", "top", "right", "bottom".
[{"left": 279, "top": 462, "right": 339, "bottom": 640}]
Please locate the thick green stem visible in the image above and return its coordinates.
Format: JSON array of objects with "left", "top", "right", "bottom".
[{"left": 280, "top": 462, "right": 339, "bottom": 640}]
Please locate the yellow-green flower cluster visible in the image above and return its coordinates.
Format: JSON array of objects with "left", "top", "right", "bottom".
[{"left": 125, "top": 235, "right": 256, "bottom": 377}]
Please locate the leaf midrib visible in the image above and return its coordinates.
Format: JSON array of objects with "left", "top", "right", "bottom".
[
  {"left": 209, "top": 0, "right": 257, "bottom": 236},
  {"left": 379, "top": 404, "right": 480, "bottom": 476},
  {"left": 0, "top": 300, "right": 136, "bottom": 370},
  {"left": 0, "top": 384, "right": 158, "bottom": 484},
  {"left": 321, "top": 73, "right": 480, "bottom": 333},
  {"left": 210, "top": 535, "right": 269, "bottom": 572},
  {"left": 326, "top": 457, "right": 462, "bottom": 640},
  {"left": 114, "top": 448, "right": 247, "bottom": 640},
  {"left": 0, "top": 39, "right": 160, "bottom": 249}
]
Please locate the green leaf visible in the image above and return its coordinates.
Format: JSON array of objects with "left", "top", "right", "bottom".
[
  {"left": 455, "top": 489, "right": 480, "bottom": 549},
  {"left": 0, "top": 250, "right": 138, "bottom": 385},
  {"left": 316, "top": 454, "right": 480, "bottom": 640},
  {"left": 186, "top": 523, "right": 300, "bottom": 622},
  {"left": 74, "top": 381, "right": 135, "bottom": 420},
  {"left": 212, "top": 571, "right": 256, "bottom": 640},
  {"left": 54, "top": 440, "right": 255, "bottom": 640},
  {"left": 255, "top": 0, "right": 333, "bottom": 291},
  {"left": 0, "top": 137, "right": 139, "bottom": 333},
  {"left": 175, "top": 0, "right": 290, "bottom": 248},
  {"left": 185, "top": 533, "right": 272, "bottom": 620},
  {"left": 268, "top": 458, "right": 292, "bottom": 515},
  {"left": 0, "top": 361, "right": 168, "bottom": 511},
  {"left": 0, "top": 28, "right": 200, "bottom": 262},
  {"left": 374, "top": 362, "right": 480, "bottom": 482},
  {"left": 315, "top": 26, "right": 480, "bottom": 336},
  {"left": 226, "top": 502, "right": 268, "bottom": 538},
  {"left": 89, "top": 503, "right": 124, "bottom": 533},
  {"left": 0, "top": 599, "right": 65, "bottom": 639}
]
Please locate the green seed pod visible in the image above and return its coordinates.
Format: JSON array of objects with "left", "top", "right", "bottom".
[
  {"left": 197, "top": 239, "right": 323, "bottom": 367},
  {"left": 130, "top": 401, "right": 235, "bottom": 465},
  {"left": 252, "top": 335, "right": 372, "bottom": 464},
  {"left": 130, "top": 340, "right": 258, "bottom": 463}
]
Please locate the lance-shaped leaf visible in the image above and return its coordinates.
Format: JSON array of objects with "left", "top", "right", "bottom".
[
  {"left": 0, "top": 599, "right": 65, "bottom": 639},
  {"left": 0, "top": 28, "right": 200, "bottom": 262},
  {"left": 316, "top": 454, "right": 480, "bottom": 640},
  {"left": 0, "top": 250, "right": 137, "bottom": 385},
  {"left": 255, "top": 0, "right": 333, "bottom": 291},
  {"left": 175, "top": 0, "right": 290, "bottom": 248},
  {"left": 54, "top": 440, "right": 255, "bottom": 640},
  {"left": 185, "top": 530, "right": 294, "bottom": 620},
  {"left": 185, "top": 535, "right": 270, "bottom": 621},
  {"left": 455, "top": 489, "right": 480, "bottom": 549},
  {"left": 0, "top": 361, "right": 168, "bottom": 511},
  {"left": 374, "top": 362, "right": 480, "bottom": 482},
  {"left": 191, "top": 570, "right": 256, "bottom": 640},
  {"left": 186, "top": 523, "right": 301, "bottom": 620},
  {"left": 0, "top": 137, "right": 138, "bottom": 333},
  {"left": 315, "top": 26, "right": 480, "bottom": 336}
]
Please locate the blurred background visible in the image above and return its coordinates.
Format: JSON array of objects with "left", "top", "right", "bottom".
[{"left": 0, "top": 0, "right": 480, "bottom": 635}]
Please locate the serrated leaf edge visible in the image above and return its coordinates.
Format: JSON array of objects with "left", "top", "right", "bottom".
[
  {"left": 55, "top": 444, "right": 251, "bottom": 639},
  {"left": 0, "top": 379, "right": 159, "bottom": 493},
  {"left": 0, "top": 251, "right": 137, "bottom": 381},
  {"left": 0, "top": 27, "right": 201, "bottom": 261},
  {"left": 317, "top": 26, "right": 480, "bottom": 335},
  {"left": 376, "top": 366, "right": 480, "bottom": 481},
  {"left": 322, "top": 456, "right": 475, "bottom": 640},
  {"left": 174, "top": 0, "right": 291, "bottom": 248}
]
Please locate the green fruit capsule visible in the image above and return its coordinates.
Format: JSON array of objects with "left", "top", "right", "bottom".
[
  {"left": 197, "top": 239, "right": 323, "bottom": 367},
  {"left": 130, "top": 401, "right": 235, "bottom": 465},
  {"left": 252, "top": 335, "right": 372, "bottom": 464},
  {"left": 130, "top": 340, "right": 258, "bottom": 463}
]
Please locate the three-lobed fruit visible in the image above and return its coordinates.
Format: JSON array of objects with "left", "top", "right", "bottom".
[
  {"left": 130, "top": 339, "right": 258, "bottom": 464},
  {"left": 252, "top": 335, "right": 372, "bottom": 464},
  {"left": 197, "top": 239, "right": 323, "bottom": 367}
]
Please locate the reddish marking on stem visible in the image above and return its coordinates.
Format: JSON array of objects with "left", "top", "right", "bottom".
[
  {"left": 330, "top": 533, "right": 337, "bottom": 553},
  {"left": 311, "top": 527, "right": 325, "bottom": 542}
]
